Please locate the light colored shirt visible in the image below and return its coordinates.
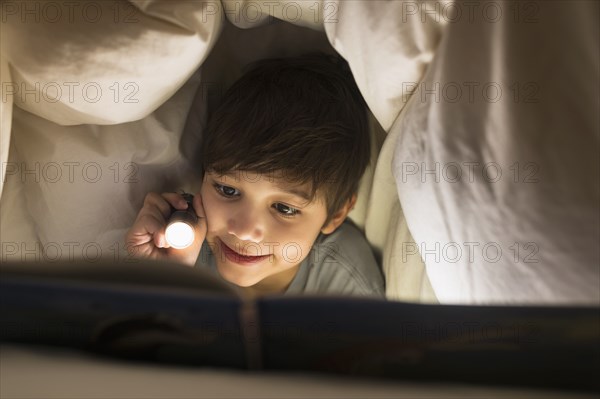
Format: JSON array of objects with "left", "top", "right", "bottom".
[{"left": 195, "top": 220, "right": 385, "bottom": 298}]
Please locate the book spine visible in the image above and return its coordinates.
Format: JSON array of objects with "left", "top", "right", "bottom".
[{"left": 239, "top": 300, "right": 262, "bottom": 370}]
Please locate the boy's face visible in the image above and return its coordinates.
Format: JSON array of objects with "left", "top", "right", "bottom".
[{"left": 198, "top": 170, "right": 336, "bottom": 294}]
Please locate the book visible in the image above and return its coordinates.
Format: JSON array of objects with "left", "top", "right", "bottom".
[{"left": 1, "top": 259, "right": 598, "bottom": 392}]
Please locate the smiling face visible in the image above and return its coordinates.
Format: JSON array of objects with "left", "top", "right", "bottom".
[{"left": 199, "top": 170, "right": 340, "bottom": 295}]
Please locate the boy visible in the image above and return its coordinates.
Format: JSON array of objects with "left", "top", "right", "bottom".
[{"left": 125, "top": 53, "right": 385, "bottom": 298}]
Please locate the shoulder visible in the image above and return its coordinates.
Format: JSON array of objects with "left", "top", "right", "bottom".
[{"left": 303, "top": 220, "right": 385, "bottom": 298}]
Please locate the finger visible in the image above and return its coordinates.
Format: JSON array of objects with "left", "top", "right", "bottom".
[
  {"left": 126, "top": 213, "right": 164, "bottom": 253},
  {"left": 161, "top": 192, "right": 189, "bottom": 211},
  {"left": 144, "top": 205, "right": 168, "bottom": 226},
  {"left": 124, "top": 229, "right": 147, "bottom": 252},
  {"left": 153, "top": 225, "right": 170, "bottom": 248},
  {"left": 142, "top": 192, "right": 173, "bottom": 220}
]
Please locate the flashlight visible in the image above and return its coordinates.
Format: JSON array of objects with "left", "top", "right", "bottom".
[{"left": 165, "top": 193, "right": 197, "bottom": 249}]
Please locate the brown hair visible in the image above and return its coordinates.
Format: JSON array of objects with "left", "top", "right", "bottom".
[{"left": 201, "top": 52, "right": 370, "bottom": 225}]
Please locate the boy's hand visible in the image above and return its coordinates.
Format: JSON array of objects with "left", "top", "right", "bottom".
[{"left": 125, "top": 192, "right": 207, "bottom": 267}]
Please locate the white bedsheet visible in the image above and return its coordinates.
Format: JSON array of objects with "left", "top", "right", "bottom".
[{"left": 2, "top": 344, "right": 595, "bottom": 399}]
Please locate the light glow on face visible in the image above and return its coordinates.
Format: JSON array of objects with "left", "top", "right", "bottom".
[
  {"left": 200, "top": 171, "right": 331, "bottom": 290},
  {"left": 165, "top": 221, "right": 195, "bottom": 249}
]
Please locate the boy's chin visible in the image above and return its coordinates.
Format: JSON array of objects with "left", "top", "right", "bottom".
[
  {"left": 232, "top": 280, "right": 259, "bottom": 288},
  {"left": 223, "top": 274, "right": 257, "bottom": 287}
]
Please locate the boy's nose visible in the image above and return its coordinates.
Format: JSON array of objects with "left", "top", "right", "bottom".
[{"left": 227, "top": 211, "right": 264, "bottom": 243}]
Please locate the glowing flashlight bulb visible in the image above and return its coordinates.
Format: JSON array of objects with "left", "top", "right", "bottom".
[
  {"left": 165, "top": 221, "right": 195, "bottom": 249},
  {"left": 164, "top": 193, "right": 197, "bottom": 250}
]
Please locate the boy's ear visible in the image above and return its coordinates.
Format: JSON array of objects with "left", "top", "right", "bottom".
[{"left": 321, "top": 194, "right": 357, "bottom": 235}]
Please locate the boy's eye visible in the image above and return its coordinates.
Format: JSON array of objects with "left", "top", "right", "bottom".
[
  {"left": 214, "top": 183, "right": 239, "bottom": 197},
  {"left": 273, "top": 203, "right": 300, "bottom": 217}
]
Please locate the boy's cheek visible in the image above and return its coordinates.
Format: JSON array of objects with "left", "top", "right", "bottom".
[{"left": 199, "top": 197, "right": 224, "bottom": 235}]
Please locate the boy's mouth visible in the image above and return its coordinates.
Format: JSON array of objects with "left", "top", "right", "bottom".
[{"left": 218, "top": 238, "right": 270, "bottom": 265}]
